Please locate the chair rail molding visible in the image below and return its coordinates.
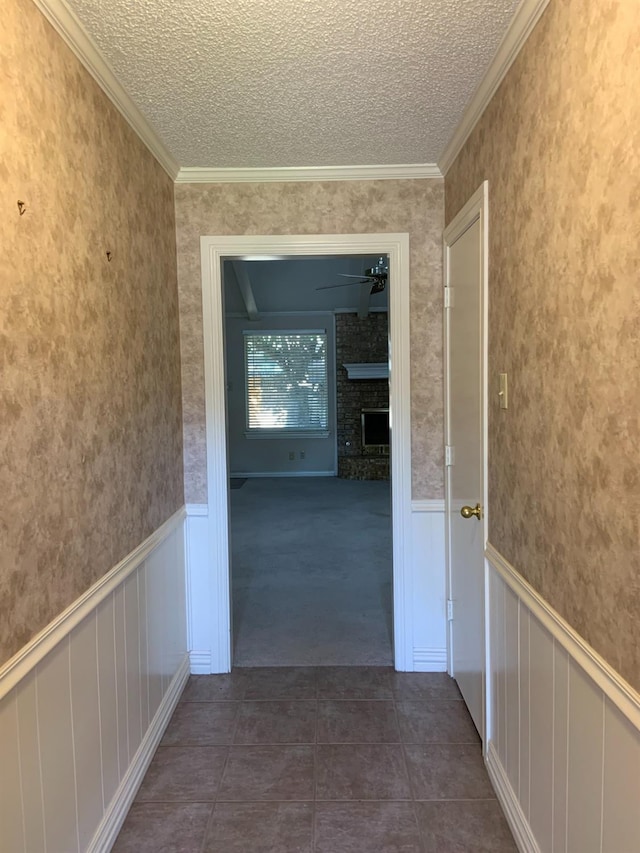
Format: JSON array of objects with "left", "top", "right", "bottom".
[
  {"left": 0, "top": 510, "right": 189, "bottom": 853},
  {"left": 485, "top": 542, "right": 640, "bottom": 853},
  {"left": 0, "top": 507, "right": 186, "bottom": 700}
]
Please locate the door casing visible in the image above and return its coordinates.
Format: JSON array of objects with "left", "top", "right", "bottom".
[
  {"left": 443, "top": 182, "right": 490, "bottom": 745},
  {"left": 200, "top": 233, "right": 413, "bottom": 672}
]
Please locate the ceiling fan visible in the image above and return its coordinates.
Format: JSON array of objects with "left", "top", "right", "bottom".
[{"left": 316, "top": 257, "right": 388, "bottom": 295}]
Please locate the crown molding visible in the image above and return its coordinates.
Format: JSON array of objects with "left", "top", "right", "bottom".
[
  {"left": 31, "top": 0, "right": 180, "bottom": 179},
  {"left": 175, "top": 163, "right": 442, "bottom": 184},
  {"left": 438, "top": 0, "right": 551, "bottom": 175}
]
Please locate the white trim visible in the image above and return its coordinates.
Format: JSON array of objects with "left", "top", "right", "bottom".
[
  {"left": 189, "top": 651, "right": 212, "bottom": 674},
  {"left": 439, "top": 0, "right": 551, "bottom": 174},
  {"left": 224, "top": 309, "right": 389, "bottom": 318},
  {"left": 486, "top": 741, "right": 540, "bottom": 853},
  {"left": 31, "top": 0, "right": 179, "bottom": 179},
  {"left": 201, "top": 233, "right": 413, "bottom": 672},
  {"left": 177, "top": 164, "right": 442, "bottom": 184},
  {"left": 0, "top": 507, "right": 186, "bottom": 700},
  {"left": 486, "top": 542, "right": 640, "bottom": 730},
  {"left": 343, "top": 363, "right": 389, "bottom": 380},
  {"left": 230, "top": 471, "right": 335, "bottom": 478},
  {"left": 86, "top": 654, "right": 190, "bottom": 853},
  {"left": 411, "top": 499, "right": 445, "bottom": 513},
  {"left": 186, "top": 503, "right": 208, "bottom": 517},
  {"left": 413, "top": 648, "right": 447, "bottom": 672},
  {"left": 243, "top": 431, "right": 331, "bottom": 441}
]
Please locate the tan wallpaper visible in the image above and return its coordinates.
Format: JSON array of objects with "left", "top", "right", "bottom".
[
  {"left": 175, "top": 179, "right": 445, "bottom": 503},
  {"left": 446, "top": 0, "right": 640, "bottom": 690},
  {"left": 0, "top": 0, "right": 184, "bottom": 666}
]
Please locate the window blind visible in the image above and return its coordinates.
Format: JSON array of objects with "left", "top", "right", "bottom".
[{"left": 244, "top": 332, "right": 328, "bottom": 431}]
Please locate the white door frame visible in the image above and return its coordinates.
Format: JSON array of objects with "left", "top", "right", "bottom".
[
  {"left": 443, "top": 182, "right": 490, "bottom": 742},
  {"left": 200, "top": 232, "right": 413, "bottom": 672}
]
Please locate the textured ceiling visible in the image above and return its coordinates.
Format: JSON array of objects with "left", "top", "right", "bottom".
[{"left": 64, "top": 0, "right": 522, "bottom": 169}]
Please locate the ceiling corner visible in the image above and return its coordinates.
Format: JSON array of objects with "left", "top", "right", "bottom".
[
  {"left": 31, "top": 0, "right": 180, "bottom": 179},
  {"left": 438, "top": 0, "right": 552, "bottom": 175}
]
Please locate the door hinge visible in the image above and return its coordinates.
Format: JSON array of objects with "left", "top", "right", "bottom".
[
  {"left": 444, "top": 286, "right": 455, "bottom": 308},
  {"left": 445, "top": 445, "right": 455, "bottom": 466},
  {"left": 447, "top": 599, "right": 454, "bottom": 621}
]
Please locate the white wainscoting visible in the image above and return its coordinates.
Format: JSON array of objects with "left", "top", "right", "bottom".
[
  {"left": 410, "top": 500, "right": 447, "bottom": 671},
  {"left": 485, "top": 543, "right": 640, "bottom": 853},
  {"left": 185, "top": 503, "right": 219, "bottom": 673},
  {"left": 186, "top": 499, "right": 447, "bottom": 674},
  {"left": 0, "top": 508, "right": 189, "bottom": 853}
]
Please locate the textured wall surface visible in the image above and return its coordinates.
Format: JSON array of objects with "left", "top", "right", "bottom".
[
  {"left": 174, "top": 179, "right": 444, "bottom": 503},
  {"left": 446, "top": 0, "right": 640, "bottom": 690},
  {"left": 0, "top": 0, "right": 184, "bottom": 666}
]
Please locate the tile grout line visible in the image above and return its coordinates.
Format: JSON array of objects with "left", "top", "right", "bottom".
[
  {"left": 198, "top": 674, "right": 247, "bottom": 853},
  {"left": 312, "top": 672, "right": 320, "bottom": 852},
  {"left": 391, "top": 680, "right": 428, "bottom": 853}
]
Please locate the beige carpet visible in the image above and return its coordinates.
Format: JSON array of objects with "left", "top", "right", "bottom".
[{"left": 230, "top": 477, "right": 393, "bottom": 667}]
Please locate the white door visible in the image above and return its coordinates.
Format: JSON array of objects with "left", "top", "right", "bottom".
[{"left": 444, "top": 183, "right": 488, "bottom": 739}]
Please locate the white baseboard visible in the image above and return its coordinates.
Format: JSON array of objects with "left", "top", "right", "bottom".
[
  {"left": 87, "top": 654, "right": 190, "bottom": 852},
  {"left": 413, "top": 647, "right": 447, "bottom": 672},
  {"left": 189, "top": 650, "right": 212, "bottom": 674},
  {"left": 486, "top": 742, "right": 539, "bottom": 853}
]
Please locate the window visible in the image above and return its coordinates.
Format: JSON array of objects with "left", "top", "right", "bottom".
[{"left": 244, "top": 331, "right": 329, "bottom": 435}]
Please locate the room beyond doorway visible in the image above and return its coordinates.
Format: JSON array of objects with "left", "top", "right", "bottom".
[{"left": 230, "top": 477, "right": 393, "bottom": 666}]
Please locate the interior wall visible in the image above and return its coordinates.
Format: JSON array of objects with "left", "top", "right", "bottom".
[
  {"left": 225, "top": 313, "right": 336, "bottom": 475},
  {"left": 445, "top": 0, "right": 640, "bottom": 690},
  {"left": 174, "top": 179, "right": 444, "bottom": 503},
  {"left": 0, "top": 0, "right": 184, "bottom": 667}
]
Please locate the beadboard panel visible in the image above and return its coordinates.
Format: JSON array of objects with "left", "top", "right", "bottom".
[
  {"left": 410, "top": 501, "right": 447, "bottom": 671},
  {"left": 486, "top": 544, "right": 640, "bottom": 853},
  {"left": 0, "top": 511, "right": 188, "bottom": 853},
  {"left": 185, "top": 505, "right": 216, "bottom": 673}
]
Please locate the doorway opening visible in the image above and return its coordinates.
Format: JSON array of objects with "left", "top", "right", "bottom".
[
  {"left": 200, "top": 233, "right": 413, "bottom": 673},
  {"left": 222, "top": 255, "right": 392, "bottom": 666}
]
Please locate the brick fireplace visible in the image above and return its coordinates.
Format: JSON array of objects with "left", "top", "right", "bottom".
[{"left": 335, "top": 312, "right": 390, "bottom": 480}]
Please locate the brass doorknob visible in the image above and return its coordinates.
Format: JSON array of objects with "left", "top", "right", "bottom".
[{"left": 460, "top": 503, "right": 483, "bottom": 520}]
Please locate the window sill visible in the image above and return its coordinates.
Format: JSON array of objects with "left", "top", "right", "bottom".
[{"left": 244, "top": 430, "right": 330, "bottom": 440}]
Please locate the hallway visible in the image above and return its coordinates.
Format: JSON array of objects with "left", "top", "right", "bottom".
[{"left": 113, "top": 667, "right": 516, "bottom": 852}]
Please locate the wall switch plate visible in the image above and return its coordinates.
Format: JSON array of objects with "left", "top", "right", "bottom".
[
  {"left": 499, "top": 373, "right": 508, "bottom": 409},
  {"left": 288, "top": 451, "right": 295, "bottom": 460},
  {"left": 300, "top": 451, "right": 305, "bottom": 459}
]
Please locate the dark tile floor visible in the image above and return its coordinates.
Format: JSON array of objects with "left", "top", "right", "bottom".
[{"left": 113, "top": 667, "right": 517, "bottom": 852}]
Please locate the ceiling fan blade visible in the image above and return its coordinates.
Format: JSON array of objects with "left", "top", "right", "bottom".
[
  {"left": 316, "top": 280, "right": 368, "bottom": 291},
  {"left": 336, "top": 273, "right": 375, "bottom": 280}
]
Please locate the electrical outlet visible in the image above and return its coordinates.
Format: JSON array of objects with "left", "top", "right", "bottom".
[
  {"left": 288, "top": 451, "right": 295, "bottom": 461},
  {"left": 300, "top": 451, "right": 305, "bottom": 460}
]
